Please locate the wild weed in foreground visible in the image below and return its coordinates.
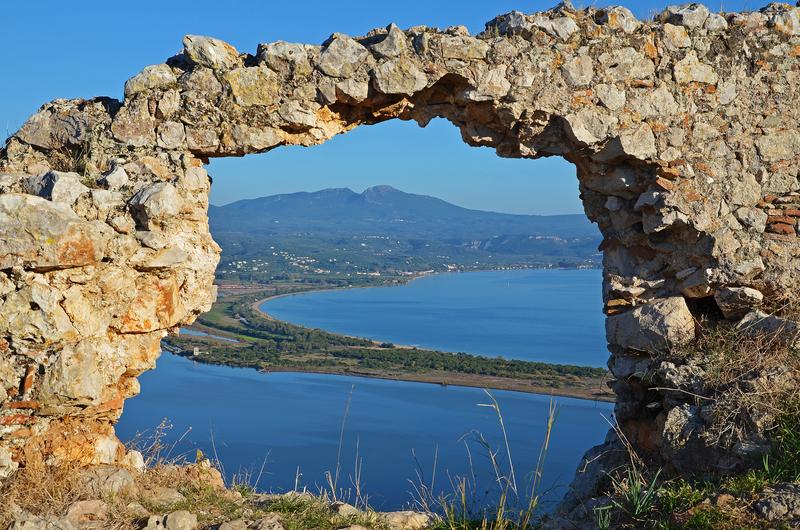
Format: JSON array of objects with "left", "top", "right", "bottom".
[{"left": 409, "top": 390, "right": 559, "bottom": 530}]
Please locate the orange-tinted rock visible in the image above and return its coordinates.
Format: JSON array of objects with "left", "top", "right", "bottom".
[
  {"left": 1, "top": 414, "right": 34, "bottom": 426},
  {"left": 768, "top": 215, "right": 795, "bottom": 225},
  {"left": 116, "top": 276, "right": 184, "bottom": 333},
  {"left": 768, "top": 222, "right": 796, "bottom": 235}
]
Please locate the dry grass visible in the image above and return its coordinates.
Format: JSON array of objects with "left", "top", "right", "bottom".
[
  {"left": 0, "top": 459, "right": 233, "bottom": 529},
  {"left": 671, "top": 317, "right": 800, "bottom": 448},
  {"left": 0, "top": 460, "right": 394, "bottom": 530},
  {"left": 591, "top": 310, "right": 800, "bottom": 529},
  {"left": 0, "top": 458, "right": 88, "bottom": 525},
  {"left": 0, "top": 415, "right": 391, "bottom": 530}
]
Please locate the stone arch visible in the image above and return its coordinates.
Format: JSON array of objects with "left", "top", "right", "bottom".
[{"left": 1, "top": 1, "right": 800, "bottom": 516}]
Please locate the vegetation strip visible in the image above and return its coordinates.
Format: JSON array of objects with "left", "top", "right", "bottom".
[{"left": 163, "top": 285, "right": 613, "bottom": 402}]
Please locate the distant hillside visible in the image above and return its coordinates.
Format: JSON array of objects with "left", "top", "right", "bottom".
[
  {"left": 210, "top": 185, "right": 597, "bottom": 239},
  {"left": 209, "top": 186, "right": 602, "bottom": 282}
]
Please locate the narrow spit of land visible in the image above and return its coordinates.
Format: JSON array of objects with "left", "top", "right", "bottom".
[{"left": 164, "top": 279, "right": 614, "bottom": 402}]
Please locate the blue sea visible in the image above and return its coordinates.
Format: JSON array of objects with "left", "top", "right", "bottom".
[
  {"left": 117, "top": 269, "right": 612, "bottom": 511},
  {"left": 261, "top": 269, "right": 607, "bottom": 367}
]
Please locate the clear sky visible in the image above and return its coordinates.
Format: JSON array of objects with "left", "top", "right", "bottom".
[{"left": 1, "top": 1, "right": 756, "bottom": 214}]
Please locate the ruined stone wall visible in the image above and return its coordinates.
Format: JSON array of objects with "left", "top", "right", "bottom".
[{"left": 1, "top": 0, "right": 800, "bottom": 514}]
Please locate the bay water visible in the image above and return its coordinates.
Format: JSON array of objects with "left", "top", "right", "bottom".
[{"left": 117, "top": 269, "right": 612, "bottom": 511}]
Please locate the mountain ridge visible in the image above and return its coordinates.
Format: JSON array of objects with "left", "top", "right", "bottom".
[
  {"left": 210, "top": 185, "right": 597, "bottom": 241},
  {"left": 212, "top": 184, "right": 582, "bottom": 218}
]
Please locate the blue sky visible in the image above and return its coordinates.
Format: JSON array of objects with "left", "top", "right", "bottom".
[{"left": 2, "top": 1, "right": 756, "bottom": 214}]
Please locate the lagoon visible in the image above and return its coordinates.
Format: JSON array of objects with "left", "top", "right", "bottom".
[
  {"left": 117, "top": 354, "right": 612, "bottom": 511},
  {"left": 118, "top": 269, "right": 612, "bottom": 510},
  {"left": 261, "top": 269, "right": 607, "bottom": 367}
]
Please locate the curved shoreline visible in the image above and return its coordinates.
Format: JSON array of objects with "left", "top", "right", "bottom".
[
  {"left": 178, "top": 269, "right": 613, "bottom": 403},
  {"left": 172, "top": 350, "right": 614, "bottom": 403},
  {"left": 250, "top": 269, "right": 605, "bottom": 359},
  {"left": 249, "top": 272, "right": 434, "bottom": 348},
  {"left": 207, "top": 273, "right": 613, "bottom": 403},
  {"left": 249, "top": 270, "right": 433, "bottom": 322}
]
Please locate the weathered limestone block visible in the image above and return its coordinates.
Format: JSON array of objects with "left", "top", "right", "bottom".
[
  {"left": 180, "top": 67, "right": 223, "bottom": 95},
  {"left": 659, "top": 3, "right": 710, "bottom": 29},
  {"left": 335, "top": 78, "right": 369, "bottom": 103},
  {"left": 224, "top": 67, "right": 280, "bottom": 106},
  {"left": 97, "top": 166, "right": 129, "bottom": 190},
  {"left": 597, "top": 6, "right": 640, "bottom": 34},
  {"left": 24, "top": 170, "right": 89, "bottom": 204},
  {"left": 606, "top": 297, "right": 695, "bottom": 353},
  {"left": 158, "top": 121, "right": 187, "bottom": 150},
  {"left": 0, "top": 194, "right": 106, "bottom": 270},
  {"left": 230, "top": 125, "right": 282, "bottom": 151},
  {"left": 373, "top": 57, "right": 427, "bottom": 95},
  {"left": 0, "top": 282, "right": 78, "bottom": 346},
  {"left": 598, "top": 47, "right": 654, "bottom": 80},
  {"left": 594, "top": 83, "right": 626, "bottom": 111},
  {"left": 714, "top": 286, "right": 764, "bottom": 319},
  {"left": 755, "top": 130, "right": 800, "bottom": 161},
  {"left": 111, "top": 96, "right": 156, "bottom": 147},
  {"left": 257, "top": 41, "right": 315, "bottom": 77},
  {"left": 673, "top": 51, "right": 718, "bottom": 84},
  {"left": 705, "top": 13, "right": 728, "bottom": 32},
  {"left": 278, "top": 101, "right": 318, "bottom": 130},
  {"left": 317, "top": 35, "right": 369, "bottom": 78},
  {"left": 563, "top": 108, "right": 614, "bottom": 146},
  {"left": 370, "top": 24, "right": 409, "bottom": 58},
  {"left": 114, "top": 276, "right": 184, "bottom": 333},
  {"left": 124, "top": 64, "right": 178, "bottom": 98},
  {"left": 663, "top": 23, "right": 692, "bottom": 49},
  {"left": 183, "top": 35, "right": 241, "bottom": 70},
  {"left": 382, "top": 511, "right": 431, "bottom": 530},
  {"left": 436, "top": 35, "right": 488, "bottom": 60},
  {"left": 40, "top": 340, "right": 113, "bottom": 404},
  {"left": 14, "top": 99, "right": 116, "bottom": 152},
  {"left": 532, "top": 14, "right": 579, "bottom": 41},
  {"left": 561, "top": 55, "right": 593, "bottom": 87},
  {"left": 738, "top": 310, "right": 800, "bottom": 348}
]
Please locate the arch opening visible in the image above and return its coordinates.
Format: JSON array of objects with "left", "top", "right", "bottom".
[{"left": 116, "top": 115, "right": 613, "bottom": 510}]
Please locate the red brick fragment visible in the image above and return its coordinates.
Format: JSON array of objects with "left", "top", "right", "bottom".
[
  {"left": 768, "top": 216, "right": 795, "bottom": 225},
  {"left": 21, "top": 366, "right": 35, "bottom": 395},
  {"left": 0, "top": 414, "right": 34, "bottom": 426},
  {"left": 3, "top": 401, "right": 41, "bottom": 410},
  {"left": 654, "top": 177, "right": 675, "bottom": 191},
  {"left": 767, "top": 222, "right": 796, "bottom": 235}
]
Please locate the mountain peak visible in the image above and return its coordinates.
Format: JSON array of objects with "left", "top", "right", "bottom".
[
  {"left": 317, "top": 187, "right": 358, "bottom": 195},
  {"left": 362, "top": 185, "right": 400, "bottom": 195}
]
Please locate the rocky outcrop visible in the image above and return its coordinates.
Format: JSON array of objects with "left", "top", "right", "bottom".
[
  {"left": 2, "top": 0, "right": 800, "bottom": 523},
  {"left": 755, "top": 483, "right": 800, "bottom": 524}
]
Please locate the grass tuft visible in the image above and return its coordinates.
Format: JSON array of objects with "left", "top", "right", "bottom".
[
  {"left": 411, "top": 391, "right": 557, "bottom": 530},
  {"left": 668, "top": 316, "right": 800, "bottom": 451}
]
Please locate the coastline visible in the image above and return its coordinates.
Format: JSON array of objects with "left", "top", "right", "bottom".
[
  {"left": 247, "top": 270, "right": 433, "bottom": 322},
  {"left": 177, "top": 269, "right": 614, "bottom": 404},
  {"left": 170, "top": 350, "right": 615, "bottom": 403},
  {"left": 248, "top": 269, "right": 607, "bottom": 358}
]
